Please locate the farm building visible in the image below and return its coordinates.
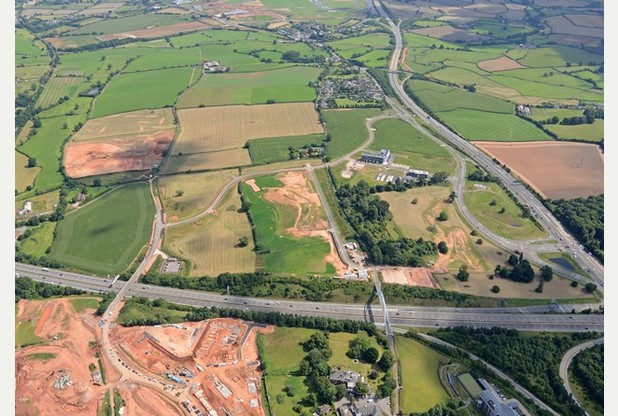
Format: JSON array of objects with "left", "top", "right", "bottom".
[
  {"left": 203, "top": 61, "right": 226, "bottom": 73},
  {"left": 17, "top": 201, "right": 32, "bottom": 216},
  {"left": 405, "top": 168, "right": 429, "bottom": 179},
  {"left": 360, "top": 149, "right": 391, "bottom": 165}
]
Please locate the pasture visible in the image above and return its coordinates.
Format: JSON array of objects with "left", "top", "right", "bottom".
[
  {"left": 50, "top": 182, "right": 155, "bottom": 275},
  {"left": 124, "top": 47, "right": 202, "bottom": 72},
  {"left": 35, "top": 76, "right": 84, "bottom": 109},
  {"left": 322, "top": 108, "right": 382, "bottom": 159},
  {"left": 177, "top": 66, "right": 321, "bottom": 108},
  {"left": 157, "top": 169, "right": 238, "bottom": 222},
  {"left": 248, "top": 134, "right": 324, "bottom": 164},
  {"left": 529, "top": 108, "right": 603, "bottom": 141},
  {"left": 15, "top": 150, "right": 40, "bottom": 193},
  {"left": 396, "top": 336, "right": 450, "bottom": 413},
  {"left": 517, "top": 45, "right": 602, "bottom": 68},
  {"left": 161, "top": 150, "right": 252, "bottom": 174},
  {"left": 462, "top": 181, "right": 547, "bottom": 240},
  {"left": 91, "top": 67, "right": 193, "bottom": 118},
  {"left": 474, "top": 141, "right": 604, "bottom": 199},
  {"left": 68, "top": 13, "right": 188, "bottom": 35},
  {"left": 172, "top": 103, "right": 323, "bottom": 154},
  {"left": 164, "top": 188, "right": 256, "bottom": 276},
  {"left": 18, "top": 114, "right": 85, "bottom": 191},
  {"left": 16, "top": 222, "right": 56, "bottom": 258},
  {"left": 369, "top": 118, "right": 455, "bottom": 174}
]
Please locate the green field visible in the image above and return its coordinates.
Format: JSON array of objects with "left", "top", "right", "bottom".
[
  {"left": 69, "top": 13, "right": 189, "bottom": 35},
  {"left": 240, "top": 182, "right": 332, "bottom": 275},
  {"left": 15, "top": 150, "right": 40, "bottom": 193},
  {"left": 247, "top": 134, "right": 324, "bottom": 164},
  {"left": 327, "top": 33, "right": 392, "bottom": 68},
  {"left": 462, "top": 181, "right": 546, "bottom": 240},
  {"left": 15, "top": 306, "right": 46, "bottom": 349},
  {"left": 50, "top": 183, "right": 155, "bottom": 275},
  {"left": 124, "top": 47, "right": 202, "bottom": 72},
  {"left": 91, "top": 67, "right": 193, "bottom": 118},
  {"left": 322, "top": 108, "right": 381, "bottom": 159},
  {"left": 177, "top": 66, "right": 321, "bottom": 108},
  {"left": 36, "top": 76, "right": 85, "bottom": 108},
  {"left": 517, "top": 45, "right": 603, "bottom": 68},
  {"left": 18, "top": 114, "right": 86, "bottom": 191},
  {"left": 16, "top": 222, "right": 56, "bottom": 258},
  {"left": 396, "top": 336, "right": 450, "bottom": 413},
  {"left": 260, "top": 327, "right": 313, "bottom": 373},
  {"left": 70, "top": 297, "right": 101, "bottom": 313},
  {"left": 369, "top": 118, "right": 455, "bottom": 174}
]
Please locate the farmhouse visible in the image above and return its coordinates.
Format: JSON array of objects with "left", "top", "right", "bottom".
[
  {"left": 360, "top": 149, "right": 391, "bottom": 165},
  {"left": 203, "top": 61, "right": 226, "bottom": 73},
  {"left": 17, "top": 201, "right": 32, "bottom": 216}
]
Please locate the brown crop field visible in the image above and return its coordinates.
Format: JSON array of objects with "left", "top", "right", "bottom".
[
  {"left": 564, "top": 14, "right": 603, "bottom": 28},
  {"left": 161, "top": 149, "right": 252, "bottom": 174},
  {"left": 16, "top": 150, "right": 40, "bottom": 193},
  {"left": 64, "top": 109, "right": 175, "bottom": 178},
  {"left": 477, "top": 56, "right": 526, "bottom": 72},
  {"left": 165, "top": 189, "right": 256, "bottom": 276},
  {"left": 158, "top": 169, "right": 238, "bottom": 222},
  {"left": 172, "top": 104, "right": 324, "bottom": 155},
  {"left": 474, "top": 141, "right": 604, "bottom": 199}
]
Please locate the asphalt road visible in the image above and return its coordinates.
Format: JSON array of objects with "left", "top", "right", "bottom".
[
  {"left": 372, "top": 0, "right": 604, "bottom": 289},
  {"left": 16, "top": 264, "right": 604, "bottom": 333},
  {"left": 558, "top": 337, "right": 604, "bottom": 409}
]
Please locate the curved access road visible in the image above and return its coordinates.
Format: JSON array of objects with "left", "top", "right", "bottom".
[{"left": 559, "top": 337, "right": 604, "bottom": 408}]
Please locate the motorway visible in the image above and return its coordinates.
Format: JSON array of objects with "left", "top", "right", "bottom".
[
  {"left": 16, "top": 263, "right": 604, "bottom": 333},
  {"left": 373, "top": 0, "right": 604, "bottom": 289}
]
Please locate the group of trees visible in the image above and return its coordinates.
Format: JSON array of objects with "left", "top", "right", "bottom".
[
  {"left": 433, "top": 327, "right": 599, "bottom": 416},
  {"left": 545, "top": 195, "right": 604, "bottom": 262},
  {"left": 494, "top": 253, "right": 535, "bottom": 283},
  {"left": 335, "top": 180, "right": 439, "bottom": 266},
  {"left": 15, "top": 276, "right": 85, "bottom": 302},
  {"left": 467, "top": 169, "right": 498, "bottom": 183},
  {"left": 570, "top": 343, "right": 604, "bottom": 408}
]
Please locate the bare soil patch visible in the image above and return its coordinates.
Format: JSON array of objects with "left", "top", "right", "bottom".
[
  {"left": 15, "top": 298, "right": 104, "bottom": 416},
  {"left": 477, "top": 56, "right": 526, "bottom": 72},
  {"left": 381, "top": 267, "right": 439, "bottom": 288},
  {"left": 111, "top": 318, "right": 272, "bottom": 416},
  {"left": 97, "top": 21, "right": 212, "bottom": 41},
  {"left": 246, "top": 179, "right": 261, "bottom": 192},
  {"left": 474, "top": 141, "right": 604, "bottom": 199}
]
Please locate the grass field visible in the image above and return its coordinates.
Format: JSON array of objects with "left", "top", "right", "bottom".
[
  {"left": 18, "top": 114, "right": 86, "bottom": 191},
  {"left": 369, "top": 118, "right": 455, "bottom": 174},
  {"left": 173, "top": 103, "right": 323, "bottom": 154},
  {"left": 69, "top": 13, "right": 188, "bottom": 35},
  {"left": 161, "top": 149, "right": 252, "bottom": 174},
  {"left": 517, "top": 45, "right": 602, "bottom": 68},
  {"left": 164, "top": 188, "right": 256, "bottom": 276},
  {"left": 462, "top": 181, "right": 546, "bottom": 240},
  {"left": 240, "top": 181, "right": 332, "bottom": 275},
  {"left": 396, "top": 336, "right": 450, "bottom": 413},
  {"left": 124, "top": 46, "right": 202, "bottom": 72},
  {"left": 15, "top": 190, "right": 59, "bottom": 216},
  {"left": 91, "top": 67, "right": 193, "bottom": 118},
  {"left": 177, "top": 66, "right": 321, "bottom": 108},
  {"left": 158, "top": 169, "right": 238, "bottom": 222},
  {"left": 36, "top": 76, "right": 84, "bottom": 108},
  {"left": 16, "top": 222, "right": 56, "bottom": 258},
  {"left": 50, "top": 182, "right": 155, "bottom": 275},
  {"left": 15, "top": 150, "right": 41, "bottom": 193},
  {"left": 15, "top": 304, "right": 45, "bottom": 348},
  {"left": 248, "top": 134, "right": 324, "bottom": 164},
  {"left": 70, "top": 297, "right": 101, "bottom": 313},
  {"left": 322, "top": 108, "right": 382, "bottom": 159}
]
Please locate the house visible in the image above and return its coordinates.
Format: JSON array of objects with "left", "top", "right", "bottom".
[
  {"left": 360, "top": 149, "right": 390, "bottom": 165},
  {"left": 337, "top": 400, "right": 382, "bottom": 416},
  {"left": 329, "top": 368, "right": 362, "bottom": 391}
]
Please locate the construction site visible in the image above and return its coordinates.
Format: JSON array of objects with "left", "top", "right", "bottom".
[{"left": 112, "top": 318, "right": 272, "bottom": 416}]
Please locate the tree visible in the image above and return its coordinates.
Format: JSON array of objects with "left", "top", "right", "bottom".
[
  {"left": 540, "top": 265, "right": 553, "bottom": 282},
  {"left": 174, "top": 189, "right": 184, "bottom": 197},
  {"left": 362, "top": 347, "right": 379, "bottom": 363},
  {"left": 498, "top": 207, "right": 506, "bottom": 214},
  {"left": 476, "top": 238, "right": 483, "bottom": 245},
  {"left": 93, "top": 178, "right": 102, "bottom": 187},
  {"left": 303, "top": 332, "right": 329, "bottom": 353},
  {"left": 491, "top": 285, "right": 500, "bottom": 293},
  {"left": 535, "top": 278, "right": 544, "bottom": 293},
  {"left": 470, "top": 229, "right": 478, "bottom": 236},
  {"left": 237, "top": 237, "right": 249, "bottom": 247},
  {"left": 437, "top": 210, "right": 448, "bottom": 222},
  {"left": 508, "top": 254, "right": 519, "bottom": 266},
  {"left": 411, "top": 197, "right": 418, "bottom": 205},
  {"left": 377, "top": 350, "right": 393, "bottom": 371},
  {"left": 584, "top": 283, "right": 597, "bottom": 293},
  {"left": 456, "top": 265, "right": 469, "bottom": 282},
  {"left": 282, "top": 50, "right": 301, "bottom": 61},
  {"left": 570, "top": 281, "right": 579, "bottom": 288},
  {"left": 241, "top": 200, "right": 252, "bottom": 212},
  {"left": 27, "top": 157, "right": 37, "bottom": 168},
  {"left": 335, "top": 383, "right": 347, "bottom": 400},
  {"left": 313, "top": 376, "right": 337, "bottom": 404},
  {"left": 355, "top": 382, "right": 369, "bottom": 396},
  {"left": 437, "top": 241, "right": 448, "bottom": 254},
  {"left": 489, "top": 199, "right": 497, "bottom": 206},
  {"left": 348, "top": 336, "right": 371, "bottom": 359}
]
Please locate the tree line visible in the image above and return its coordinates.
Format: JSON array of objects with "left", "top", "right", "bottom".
[{"left": 570, "top": 343, "right": 603, "bottom": 408}]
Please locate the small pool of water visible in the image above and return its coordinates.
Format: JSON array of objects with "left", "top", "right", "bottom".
[{"left": 548, "top": 257, "right": 574, "bottom": 271}]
